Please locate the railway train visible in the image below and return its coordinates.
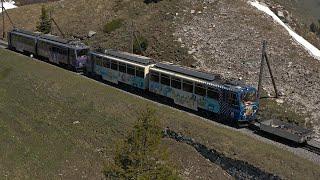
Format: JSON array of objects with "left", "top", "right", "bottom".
[
  {"left": 7, "top": 29, "right": 89, "bottom": 71},
  {"left": 7, "top": 28, "right": 259, "bottom": 123}
]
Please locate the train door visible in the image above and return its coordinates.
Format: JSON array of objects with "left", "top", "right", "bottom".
[{"left": 49, "top": 46, "right": 60, "bottom": 64}]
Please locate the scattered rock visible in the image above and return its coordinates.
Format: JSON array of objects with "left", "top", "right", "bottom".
[
  {"left": 276, "top": 99, "right": 284, "bottom": 104},
  {"left": 88, "top": 31, "right": 96, "bottom": 38},
  {"left": 73, "top": 121, "right": 80, "bottom": 124},
  {"left": 188, "top": 49, "right": 196, "bottom": 54}
]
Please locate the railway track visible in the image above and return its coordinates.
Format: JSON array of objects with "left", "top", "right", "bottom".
[
  {"left": 0, "top": 39, "right": 8, "bottom": 48},
  {"left": 304, "top": 140, "right": 320, "bottom": 155},
  {"left": 1, "top": 40, "right": 320, "bottom": 159}
]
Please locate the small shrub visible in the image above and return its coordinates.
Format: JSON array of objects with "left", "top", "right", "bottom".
[
  {"left": 103, "top": 19, "right": 123, "bottom": 33},
  {"left": 104, "top": 108, "right": 180, "bottom": 179},
  {"left": 144, "top": 0, "right": 163, "bottom": 4},
  {"left": 310, "top": 22, "right": 318, "bottom": 33},
  {"left": 133, "top": 35, "right": 148, "bottom": 54}
]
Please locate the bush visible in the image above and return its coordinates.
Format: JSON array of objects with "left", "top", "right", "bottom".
[
  {"left": 36, "top": 5, "right": 52, "bottom": 34},
  {"left": 103, "top": 19, "right": 123, "bottom": 33},
  {"left": 144, "top": 0, "right": 163, "bottom": 4},
  {"left": 104, "top": 108, "right": 180, "bottom": 179},
  {"left": 133, "top": 35, "right": 148, "bottom": 54},
  {"left": 309, "top": 20, "right": 320, "bottom": 36}
]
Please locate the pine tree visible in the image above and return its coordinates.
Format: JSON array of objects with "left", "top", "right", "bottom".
[
  {"left": 104, "top": 108, "right": 180, "bottom": 180},
  {"left": 36, "top": 5, "right": 52, "bottom": 34}
]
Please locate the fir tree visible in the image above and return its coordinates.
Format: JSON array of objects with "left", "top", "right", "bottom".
[
  {"left": 36, "top": 5, "right": 52, "bottom": 34},
  {"left": 104, "top": 108, "right": 180, "bottom": 180}
]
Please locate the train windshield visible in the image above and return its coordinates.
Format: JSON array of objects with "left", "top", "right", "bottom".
[
  {"left": 242, "top": 91, "right": 257, "bottom": 103},
  {"left": 77, "top": 49, "right": 88, "bottom": 57}
]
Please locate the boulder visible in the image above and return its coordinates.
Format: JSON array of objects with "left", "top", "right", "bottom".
[{"left": 88, "top": 31, "right": 96, "bottom": 38}]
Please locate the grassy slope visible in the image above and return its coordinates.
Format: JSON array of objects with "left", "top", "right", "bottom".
[{"left": 1, "top": 49, "right": 320, "bottom": 179}]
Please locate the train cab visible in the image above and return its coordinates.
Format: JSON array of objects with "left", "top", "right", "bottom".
[{"left": 222, "top": 85, "right": 259, "bottom": 122}]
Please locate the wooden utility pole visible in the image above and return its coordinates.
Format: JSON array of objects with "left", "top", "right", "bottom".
[
  {"left": 51, "top": 17, "right": 65, "bottom": 38},
  {"left": 257, "top": 41, "right": 279, "bottom": 100},
  {"left": 131, "top": 1, "right": 135, "bottom": 53},
  {"left": 1, "top": 0, "right": 5, "bottom": 39}
]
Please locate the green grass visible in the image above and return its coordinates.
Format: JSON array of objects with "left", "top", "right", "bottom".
[
  {"left": 258, "top": 90, "right": 308, "bottom": 126},
  {"left": 103, "top": 19, "right": 124, "bottom": 33},
  {"left": 1, "top": 49, "right": 320, "bottom": 179}
]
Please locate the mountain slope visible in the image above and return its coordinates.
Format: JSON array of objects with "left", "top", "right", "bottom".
[
  {"left": 174, "top": 0, "right": 320, "bottom": 139},
  {"left": 1, "top": 48, "right": 320, "bottom": 179}
]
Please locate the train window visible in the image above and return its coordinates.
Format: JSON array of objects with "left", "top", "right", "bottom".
[
  {"left": 103, "top": 58, "right": 110, "bottom": 68},
  {"left": 171, "top": 77, "right": 181, "bottom": 89},
  {"left": 150, "top": 71, "right": 159, "bottom": 82},
  {"left": 77, "top": 49, "right": 88, "bottom": 57},
  {"left": 96, "top": 56, "right": 103, "bottom": 66},
  {"left": 195, "top": 83, "right": 206, "bottom": 96},
  {"left": 62, "top": 49, "right": 68, "bottom": 55},
  {"left": 127, "top": 64, "right": 135, "bottom": 76},
  {"left": 69, "top": 50, "right": 76, "bottom": 60},
  {"left": 183, "top": 80, "right": 193, "bottom": 93},
  {"left": 119, "top": 62, "right": 126, "bottom": 73},
  {"left": 160, "top": 73, "right": 170, "bottom": 86},
  {"left": 136, "top": 67, "right": 145, "bottom": 78},
  {"left": 228, "top": 93, "right": 238, "bottom": 106},
  {"left": 111, "top": 60, "right": 118, "bottom": 70},
  {"left": 242, "top": 91, "right": 257, "bottom": 102},
  {"left": 207, "top": 87, "right": 219, "bottom": 100}
]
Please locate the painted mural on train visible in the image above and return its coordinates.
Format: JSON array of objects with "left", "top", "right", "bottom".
[
  {"left": 119, "top": 72, "right": 145, "bottom": 89},
  {"left": 95, "top": 65, "right": 146, "bottom": 89},
  {"left": 149, "top": 81, "right": 220, "bottom": 112}
]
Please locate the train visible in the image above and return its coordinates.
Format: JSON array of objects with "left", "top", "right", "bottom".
[
  {"left": 7, "top": 28, "right": 259, "bottom": 124},
  {"left": 7, "top": 29, "right": 90, "bottom": 71}
]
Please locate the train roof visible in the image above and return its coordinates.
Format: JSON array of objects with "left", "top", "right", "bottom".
[
  {"left": 153, "top": 62, "right": 219, "bottom": 82},
  {"left": 151, "top": 62, "right": 250, "bottom": 92},
  {"left": 10, "top": 28, "right": 89, "bottom": 49},
  {"left": 11, "top": 28, "right": 40, "bottom": 37},
  {"left": 91, "top": 50, "right": 154, "bottom": 66},
  {"left": 38, "top": 34, "right": 89, "bottom": 49},
  {"left": 40, "top": 34, "right": 69, "bottom": 44}
]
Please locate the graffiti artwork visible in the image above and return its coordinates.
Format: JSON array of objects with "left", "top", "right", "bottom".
[
  {"left": 95, "top": 65, "right": 146, "bottom": 89},
  {"left": 149, "top": 81, "right": 220, "bottom": 113}
]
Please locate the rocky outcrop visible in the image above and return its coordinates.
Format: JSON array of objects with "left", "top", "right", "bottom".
[{"left": 174, "top": 0, "right": 320, "bottom": 140}]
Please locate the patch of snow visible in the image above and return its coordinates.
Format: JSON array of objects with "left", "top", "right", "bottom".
[
  {"left": 249, "top": 0, "right": 320, "bottom": 61},
  {"left": 0, "top": 0, "right": 17, "bottom": 13}
]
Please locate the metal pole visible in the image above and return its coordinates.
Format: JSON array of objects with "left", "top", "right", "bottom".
[
  {"left": 257, "top": 40, "right": 266, "bottom": 100},
  {"left": 51, "top": 17, "right": 65, "bottom": 38},
  {"left": 264, "top": 52, "right": 279, "bottom": 98},
  {"left": 131, "top": 2, "right": 135, "bottom": 53},
  {"left": 131, "top": 21, "right": 134, "bottom": 53},
  {"left": 4, "top": 7, "right": 14, "bottom": 28},
  {"left": 1, "top": 0, "right": 5, "bottom": 39}
]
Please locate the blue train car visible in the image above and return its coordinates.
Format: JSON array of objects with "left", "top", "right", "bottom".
[
  {"left": 149, "top": 62, "right": 259, "bottom": 123},
  {"left": 87, "top": 50, "right": 154, "bottom": 90}
]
